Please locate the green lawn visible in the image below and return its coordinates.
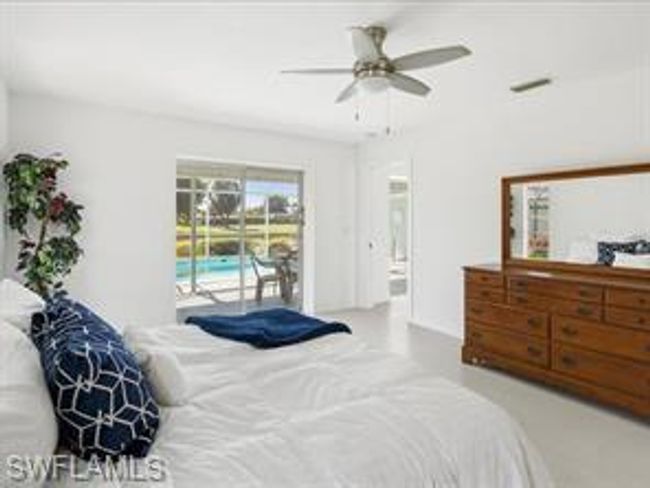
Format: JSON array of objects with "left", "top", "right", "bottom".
[
  {"left": 176, "top": 224, "right": 298, "bottom": 258},
  {"left": 176, "top": 223, "right": 297, "bottom": 238}
]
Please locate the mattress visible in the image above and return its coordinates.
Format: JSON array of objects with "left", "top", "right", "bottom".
[{"left": 56, "top": 324, "right": 553, "bottom": 488}]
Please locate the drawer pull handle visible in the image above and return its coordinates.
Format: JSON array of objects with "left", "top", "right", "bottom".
[
  {"left": 480, "top": 291, "right": 490, "bottom": 298},
  {"left": 639, "top": 297, "right": 647, "bottom": 306},
  {"left": 480, "top": 276, "right": 489, "bottom": 282},
  {"left": 560, "top": 356, "right": 576, "bottom": 367},
  {"left": 527, "top": 346, "right": 542, "bottom": 357},
  {"left": 517, "top": 297, "right": 528, "bottom": 304},
  {"left": 576, "top": 306, "right": 592, "bottom": 316},
  {"left": 514, "top": 281, "right": 527, "bottom": 288},
  {"left": 527, "top": 318, "right": 540, "bottom": 328},
  {"left": 561, "top": 326, "right": 577, "bottom": 337}
]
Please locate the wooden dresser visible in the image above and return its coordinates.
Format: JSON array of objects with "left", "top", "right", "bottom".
[{"left": 462, "top": 264, "right": 650, "bottom": 417}]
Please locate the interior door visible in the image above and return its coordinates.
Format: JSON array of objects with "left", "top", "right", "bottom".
[{"left": 368, "top": 163, "right": 391, "bottom": 305}]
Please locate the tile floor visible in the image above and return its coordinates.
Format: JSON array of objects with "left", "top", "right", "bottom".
[{"left": 324, "top": 298, "right": 650, "bottom": 488}]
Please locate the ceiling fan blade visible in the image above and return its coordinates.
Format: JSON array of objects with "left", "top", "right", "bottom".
[
  {"left": 335, "top": 80, "right": 358, "bottom": 103},
  {"left": 350, "top": 27, "right": 381, "bottom": 63},
  {"left": 388, "top": 73, "right": 430, "bottom": 97},
  {"left": 392, "top": 45, "right": 471, "bottom": 71},
  {"left": 280, "top": 68, "right": 352, "bottom": 75}
]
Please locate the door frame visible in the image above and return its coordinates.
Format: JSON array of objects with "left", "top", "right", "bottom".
[
  {"left": 360, "top": 158, "right": 414, "bottom": 319},
  {"left": 176, "top": 156, "right": 313, "bottom": 313}
]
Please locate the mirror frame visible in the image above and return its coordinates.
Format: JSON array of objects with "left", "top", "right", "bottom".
[{"left": 502, "top": 162, "right": 650, "bottom": 279}]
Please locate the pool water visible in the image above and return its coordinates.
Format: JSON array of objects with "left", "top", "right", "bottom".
[{"left": 176, "top": 256, "right": 252, "bottom": 282}]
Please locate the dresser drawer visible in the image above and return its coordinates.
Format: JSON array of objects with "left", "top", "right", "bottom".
[
  {"left": 466, "top": 299, "right": 548, "bottom": 338},
  {"left": 466, "top": 283, "right": 505, "bottom": 303},
  {"left": 606, "top": 288, "right": 650, "bottom": 312},
  {"left": 605, "top": 307, "right": 650, "bottom": 331},
  {"left": 466, "top": 270, "right": 503, "bottom": 288},
  {"left": 553, "top": 316, "right": 650, "bottom": 363},
  {"left": 553, "top": 343, "right": 650, "bottom": 398},
  {"left": 509, "top": 293, "right": 603, "bottom": 321},
  {"left": 508, "top": 277, "right": 603, "bottom": 303},
  {"left": 468, "top": 324, "right": 548, "bottom": 367},
  {"left": 553, "top": 299, "right": 603, "bottom": 321}
]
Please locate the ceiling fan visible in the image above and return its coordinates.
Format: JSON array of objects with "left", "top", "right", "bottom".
[{"left": 281, "top": 25, "right": 471, "bottom": 103}]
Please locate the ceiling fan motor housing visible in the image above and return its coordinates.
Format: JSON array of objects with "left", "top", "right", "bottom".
[{"left": 353, "top": 26, "right": 393, "bottom": 80}]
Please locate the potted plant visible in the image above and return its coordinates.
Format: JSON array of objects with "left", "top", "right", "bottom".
[{"left": 3, "top": 153, "right": 83, "bottom": 298}]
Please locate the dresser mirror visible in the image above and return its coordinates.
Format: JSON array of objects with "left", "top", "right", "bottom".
[{"left": 502, "top": 163, "right": 650, "bottom": 276}]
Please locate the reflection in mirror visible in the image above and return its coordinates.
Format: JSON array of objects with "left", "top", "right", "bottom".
[
  {"left": 510, "top": 185, "right": 549, "bottom": 259},
  {"left": 510, "top": 173, "right": 650, "bottom": 269}
]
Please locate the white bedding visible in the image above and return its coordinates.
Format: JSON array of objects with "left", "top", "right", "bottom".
[{"left": 56, "top": 325, "right": 552, "bottom": 488}]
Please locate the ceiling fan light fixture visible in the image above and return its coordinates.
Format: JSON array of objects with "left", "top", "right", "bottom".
[{"left": 358, "top": 75, "right": 390, "bottom": 94}]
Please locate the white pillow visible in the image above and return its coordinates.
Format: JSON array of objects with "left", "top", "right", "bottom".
[
  {"left": 613, "top": 252, "right": 650, "bottom": 269},
  {"left": 141, "top": 350, "right": 189, "bottom": 407},
  {"left": 0, "top": 279, "right": 45, "bottom": 333},
  {"left": 123, "top": 328, "right": 188, "bottom": 407},
  {"left": 0, "top": 320, "right": 57, "bottom": 488}
]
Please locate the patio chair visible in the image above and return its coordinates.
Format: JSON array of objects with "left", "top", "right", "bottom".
[
  {"left": 175, "top": 284, "right": 187, "bottom": 299},
  {"left": 250, "top": 253, "right": 280, "bottom": 304},
  {"left": 278, "top": 254, "right": 299, "bottom": 304}
]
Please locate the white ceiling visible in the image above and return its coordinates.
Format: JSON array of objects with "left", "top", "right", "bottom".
[{"left": 1, "top": 2, "right": 649, "bottom": 143}]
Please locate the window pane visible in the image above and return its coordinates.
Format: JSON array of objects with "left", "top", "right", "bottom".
[
  {"left": 195, "top": 178, "right": 210, "bottom": 191},
  {"left": 176, "top": 177, "right": 191, "bottom": 190},
  {"left": 176, "top": 192, "right": 192, "bottom": 257},
  {"left": 176, "top": 191, "right": 192, "bottom": 289}
]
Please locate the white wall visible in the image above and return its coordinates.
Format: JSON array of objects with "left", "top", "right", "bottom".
[
  {"left": 7, "top": 93, "right": 356, "bottom": 327},
  {"left": 0, "top": 78, "right": 7, "bottom": 272},
  {"left": 357, "top": 67, "right": 650, "bottom": 338},
  {"left": 548, "top": 175, "right": 650, "bottom": 261},
  {"left": 0, "top": 79, "right": 7, "bottom": 156}
]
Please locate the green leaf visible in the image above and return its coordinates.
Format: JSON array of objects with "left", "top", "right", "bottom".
[{"left": 3, "top": 153, "right": 84, "bottom": 297}]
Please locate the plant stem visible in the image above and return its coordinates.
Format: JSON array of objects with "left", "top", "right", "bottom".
[{"left": 32, "top": 197, "right": 52, "bottom": 297}]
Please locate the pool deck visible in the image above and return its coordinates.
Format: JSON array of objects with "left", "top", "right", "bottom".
[{"left": 176, "top": 274, "right": 298, "bottom": 315}]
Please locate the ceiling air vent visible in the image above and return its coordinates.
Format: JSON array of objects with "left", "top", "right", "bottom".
[{"left": 510, "top": 78, "right": 552, "bottom": 93}]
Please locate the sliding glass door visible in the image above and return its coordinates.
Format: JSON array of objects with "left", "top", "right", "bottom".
[{"left": 176, "top": 163, "right": 303, "bottom": 314}]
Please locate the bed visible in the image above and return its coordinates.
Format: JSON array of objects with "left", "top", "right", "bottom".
[{"left": 51, "top": 323, "right": 552, "bottom": 487}]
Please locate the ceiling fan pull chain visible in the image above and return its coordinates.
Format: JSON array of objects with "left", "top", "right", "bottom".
[
  {"left": 385, "top": 90, "right": 392, "bottom": 136},
  {"left": 354, "top": 95, "right": 360, "bottom": 122}
]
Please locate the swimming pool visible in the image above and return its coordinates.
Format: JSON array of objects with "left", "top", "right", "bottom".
[{"left": 176, "top": 256, "right": 252, "bottom": 282}]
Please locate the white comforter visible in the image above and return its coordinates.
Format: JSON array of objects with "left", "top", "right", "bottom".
[{"left": 57, "top": 325, "right": 552, "bottom": 488}]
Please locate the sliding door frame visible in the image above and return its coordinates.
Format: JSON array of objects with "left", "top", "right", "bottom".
[
  {"left": 177, "top": 158, "right": 309, "bottom": 313},
  {"left": 238, "top": 169, "right": 246, "bottom": 312}
]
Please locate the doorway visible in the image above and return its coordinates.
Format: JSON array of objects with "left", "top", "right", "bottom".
[
  {"left": 366, "top": 160, "right": 412, "bottom": 316},
  {"left": 175, "top": 162, "right": 304, "bottom": 318},
  {"left": 389, "top": 176, "right": 408, "bottom": 298}
]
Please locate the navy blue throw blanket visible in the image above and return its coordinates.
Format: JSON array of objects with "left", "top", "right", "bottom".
[{"left": 186, "top": 308, "right": 351, "bottom": 349}]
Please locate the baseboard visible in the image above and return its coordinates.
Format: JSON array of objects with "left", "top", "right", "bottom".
[{"left": 407, "top": 318, "right": 463, "bottom": 341}]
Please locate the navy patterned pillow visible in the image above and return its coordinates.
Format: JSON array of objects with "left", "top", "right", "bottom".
[
  {"left": 31, "top": 299, "right": 159, "bottom": 460},
  {"left": 597, "top": 241, "right": 639, "bottom": 266}
]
